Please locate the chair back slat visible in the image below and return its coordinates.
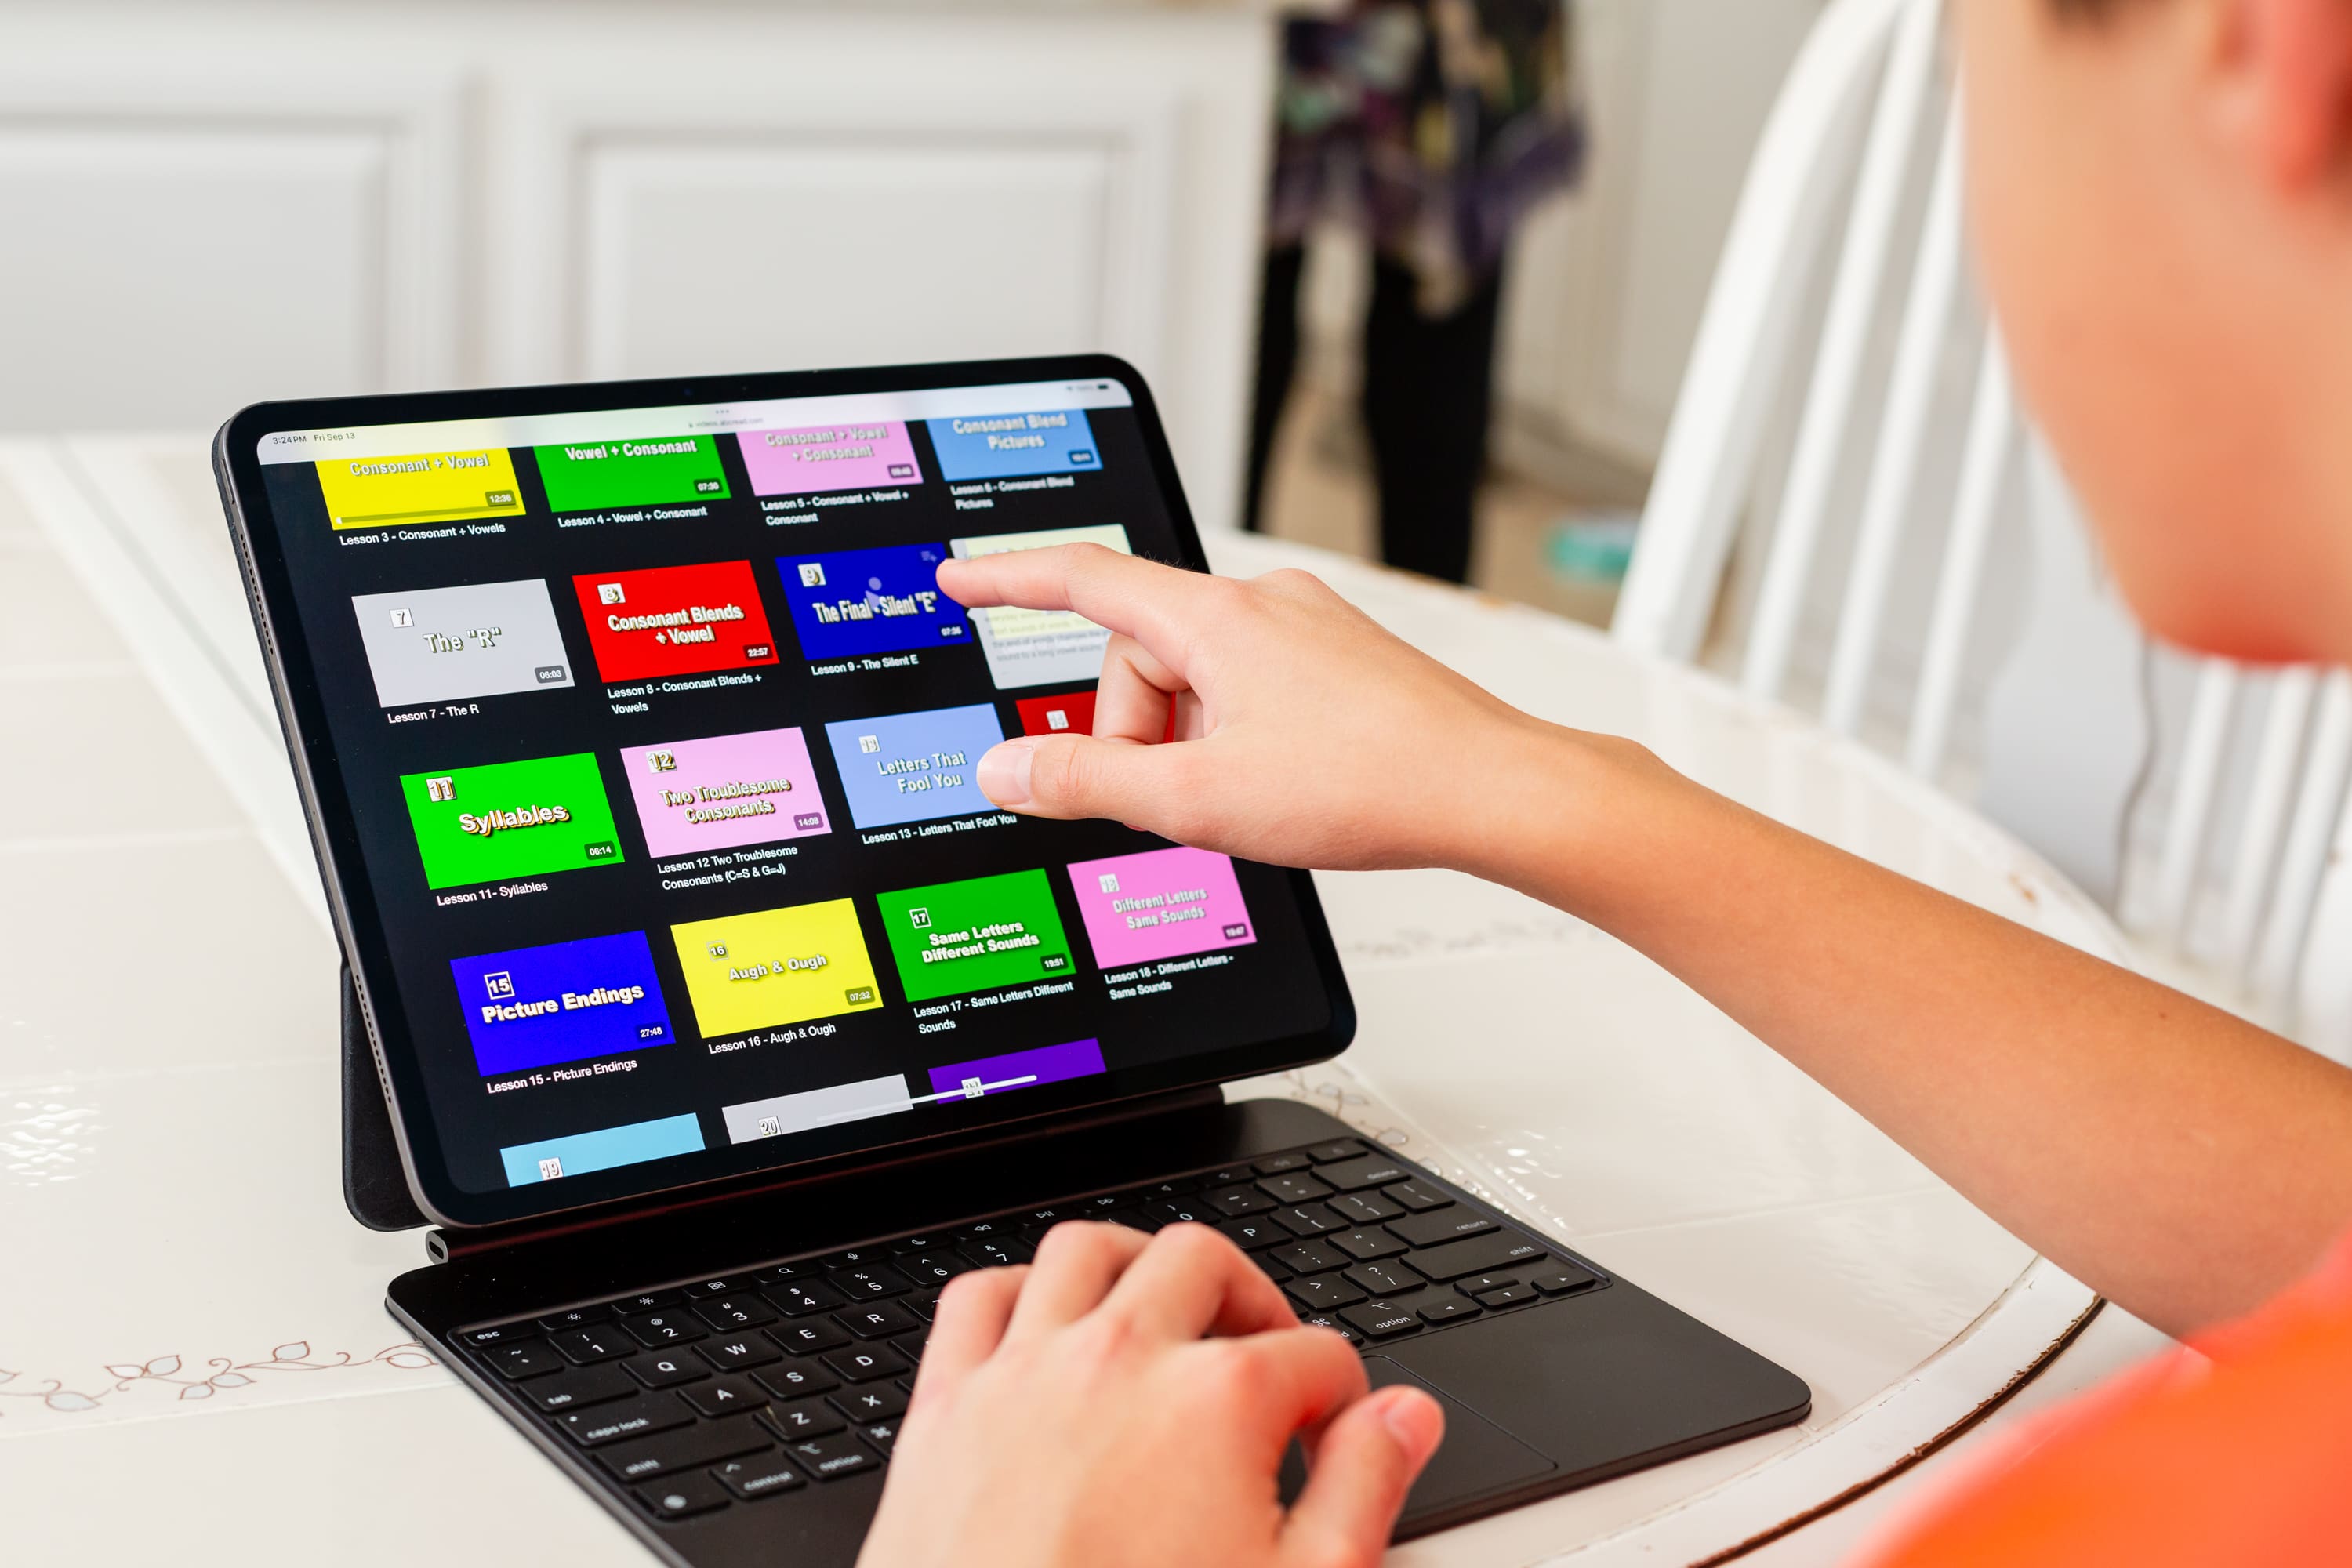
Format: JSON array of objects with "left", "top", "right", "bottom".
[
  {"left": 1614, "top": 0, "right": 1908, "bottom": 662},
  {"left": 2252, "top": 672, "right": 2352, "bottom": 998},
  {"left": 2220, "top": 668, "right": 2318, "bottom": 978},
  {"left": 2151, "top": 662, "right": 2241, "bottom": 947},
  {"left": 1822, "top": 102, "right": 1965, "bottom": 737},
  {"left": 1743, "top": 0, "right": 1945, "bottom": 704},
  {"left": 1904, "top": 334, "right": 2012, "bottom": 779}
]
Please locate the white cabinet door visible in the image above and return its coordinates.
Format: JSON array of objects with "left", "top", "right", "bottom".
[{"left": 0, "top": 66, "right": 463, "bottom": 429}]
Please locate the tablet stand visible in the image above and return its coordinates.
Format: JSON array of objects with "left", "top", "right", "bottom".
[{"left": 343, "top": 964, "right": 430, "bottom": 1232}]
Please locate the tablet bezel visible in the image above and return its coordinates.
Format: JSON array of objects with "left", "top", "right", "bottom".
[{"left": 215, "top": 354, "right": 1356, "bottom": 1230}]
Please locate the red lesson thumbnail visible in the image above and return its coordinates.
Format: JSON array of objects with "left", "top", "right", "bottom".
[
  {"left": 1014, "top": 689, "right": 1175, "bottom": 743},
  {"left": 572, "top": 561, "right": 781, "bottom": 683}
]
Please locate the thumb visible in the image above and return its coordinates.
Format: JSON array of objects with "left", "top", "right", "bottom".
[
  {"left": 1283, "top": 1386, "right": 1444, "bottom": 1568},
  {"left": 975, "top": 733, "right": 1181, "bottom": 823}
]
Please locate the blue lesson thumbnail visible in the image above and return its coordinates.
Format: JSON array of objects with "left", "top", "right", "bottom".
[
  {"left": 777, "top": 543, "right": 971, "bottom": 661},
  {"left": 449, "top": 930, "right": 674, "bottom": 1077}
]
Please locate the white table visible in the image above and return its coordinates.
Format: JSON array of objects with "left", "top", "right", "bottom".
[{"left": 0, "top": 436, "right": 2171, "bottom": 1565}]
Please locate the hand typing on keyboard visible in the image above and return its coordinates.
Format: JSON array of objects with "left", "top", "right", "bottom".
[{"left": 855, "top": 1220, "right": 1444, "bottom": 1568}]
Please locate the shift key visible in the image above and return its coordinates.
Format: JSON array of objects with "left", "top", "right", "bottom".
[{"left": 1406, "top": 1230, "right": 1550, "bottom": 1281}]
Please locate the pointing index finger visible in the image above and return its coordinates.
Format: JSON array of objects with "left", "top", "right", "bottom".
[{"left": 935, "top": 544, "right": 1218, "bottom": 673}]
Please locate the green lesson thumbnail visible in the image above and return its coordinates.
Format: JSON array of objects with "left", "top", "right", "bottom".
[
  {"left": 876, "top": 868, "right": 1074, "bottom": 1002},
  {"left": 400, "top": 753, "right": 624, "bottom": 890},
  {"left": 531, "top": 434, "right": 730, "bottom": 513}
]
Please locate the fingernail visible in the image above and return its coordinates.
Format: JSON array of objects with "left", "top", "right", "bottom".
[
  {"left": 978, "top": 739, "right": 1036, "bottom": 806},
  {"left": 1379, "top": 1389, "right": 1444, "bottom": 1464}
]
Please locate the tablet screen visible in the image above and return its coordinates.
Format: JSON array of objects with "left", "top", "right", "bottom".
[{"left": 225, "top": 361, "right": 1346, "bottom": 1225}]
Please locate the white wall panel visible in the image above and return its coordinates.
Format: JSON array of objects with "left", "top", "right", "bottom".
[{"left": 579, "top": 143, "right": 1117, "bottom": 380}]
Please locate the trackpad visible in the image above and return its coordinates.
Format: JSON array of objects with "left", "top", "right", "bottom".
[{"left": 1279, "top": 1358, "right": 1556, "bottom": 1523}]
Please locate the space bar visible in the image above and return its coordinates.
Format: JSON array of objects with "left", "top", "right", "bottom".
[{"left": 1405, "top": 1229, "right": 1549, "bottom": 1281}]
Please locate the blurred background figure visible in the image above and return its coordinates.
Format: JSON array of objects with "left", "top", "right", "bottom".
[{"left": 1243, "top": 0, "right": 1585, "bottom": 583}]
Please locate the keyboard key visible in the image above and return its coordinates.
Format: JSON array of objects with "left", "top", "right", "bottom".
[
  {"left": 1475, "top": 1284, "right": 1537, "bottom": 1309},
  {"left": 681, "top": 1375, "right": 768, "bottom": 1417},
  {"left": 787, "top": 1433, "right": 879, "bottom": 1482},
  {"left": 906, "top": 1290, "right": 946, "bottom": 1323},
  {"left": 1343, "top": 1261, "right": 1420, "bottom": 1298},
  {"left": 1202, "top": 1166, "right": 1255, "bottom": 1187},
  {"left": 892, "top": 1327, "right": 929, "bottom": 1362},
  {"left": 1219, "top": 1217, "right": 1286, "bottom": 1250},
  {"left": 827, "top": 1383, "right": 909, "bottom": 1422},
  {"left": 754, "top": 1361, "right": 840, "bottom": 1401},
  {"left": 887, "top": 1233, "right": 951, "bottom": 1254},
  {"left": 683, "top": 1278, "right": 748, "bottom": 1299},
  {"left": 1314, "top": 1153, "right": 1409, "bottom": 1192},
  {"left": 768, "top": 1282, "right": 847, "bottom": 1318},
  {"left": 1076, "top": 1193, "right": 1125, "bottom": 1214},
  {"left": 699, "top": 1335, "right": 781, "bottom": 1373},
  {"left": 895, "top": 1253, "right": 972, "bottom": 1286},
  {"left": 527, "top": 1363, "right": 636, "bottom": 1414},
  {"left": 1531, "top": 1263, "right": 1602, "bottom": 1296},
  {"left": 1334, "top": 1224, "right": 1410, "bottom": 1261},
  {"left": 1284, "top": 1275, "right": 1366, "bottom": 1313},
  {"left": 956, "top": 1218, "right": 1017, "bottom": 1240},
  {"left": 461, "top": 1324, "right": 532, "bottom": 1349},
  {"left": 1257, "top": 1172, "right": 1334, "bottom": 1205},
  {"left": 1101, "top": 1208, "right": 1160, "bottom": 1235},
  {"left": 763, "top": 1397, "right": 847, "bottom": 1440},
  {"left": 1252, "top": 1252, "right": 1290, "bottom": 1283},
  {"left": 826, "top": 1265, "right": 909, "bottom": 1301},
  {"left": 1272, "top": 1203, "right": 1346, "bottom": 1236},
  {"left": 857, "top": 1417, "right": 901, "bottom": 1455},
  {"left": 713, "top": 1452, "right": 806, "bottom": 1501},
  {"left": 597, "top": 1414, "right": 768, "bottom": 1483},
  {"left": 550, "top": 1327, "right": 633, "bottom": 1365},
  {"left": 818, "top": 1247, "right": 895, "bottom": 1269},
  {"left": 1339, "top": 1300, "right": 1421, "bottom": 1340},
  {"left": 1305, "top": 1139, "right": 1366, "bottom": 1163},
  {"left": 1419, "top": 1298, "right": 1480, "bottom": 1326},
  {"left": 1147, "top": 1197, "right": 1219, "bottom": 1226},
  {"left": 960, "top": 1236, "right": 1035, "bottom": 1269},
  {"left": 1206, "top": 1185, "right": 1276, "bottom": 1217},
  {"left": 1253, "top": 1152, "right": 1310, "bottom": 1174},
  {"left": 1403, "top": 1231, "right": 1547, "bottom": 1281},
  {"left": 753, "top": 1262, "right": 811, "bottom": 1287},
  {"left": 1270, "top": 1240, "right": 1348, "bottom": 1276},
  {"left": 1124, "top": 1178, "right": 1200, "bottom": 1201},
  {"left": 768, "top": 1318, "right": 849, "bottom": 1356},
  {"left": 1298, "top": 1312, "right": 1362, "bottom": 1345},
  {"left": 823, "top": 1345, "right": 910, "bottom": 1384},
  {"left": 637, "top": 1472, "right": 731, "bottom": 1519},
  {"left": 537, "top": 1306, "right": 612, "bottom": 1332},
  {"left": 692, "top": 1296, "right": 778, "bottom": 1331},
  {"left": 487, "top": 1341, "right": 561, "bottom": 1381},
  {"left": 1388, "top": 1209, "right": 1497, "bottom": 1248},
  {"left": 1327, "top": 1192, "right": 1403, "bottom": 1225},
  {"left": 557, "top": 1393, "right": 695, "bottom": 1447},
  {"left": 620, "top": 1310, "right": 707, "bottom": 1347},
  {"left": 624, "top": 1352, "right": 710, "bottom": 1389},
  {"left": 1381, "top": 1181, "right": 1450, "bottom": 1214},
  {"left": 835, "top": 1302, "right": 918, "bottom": 1341},
  {"left": 610, "top": 1290, "right": 682, "bottom": 1313}
]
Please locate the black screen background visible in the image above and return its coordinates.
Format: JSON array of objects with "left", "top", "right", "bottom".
[{"left": 245, "top": 372, "right": 1338, "bottom": 1220}]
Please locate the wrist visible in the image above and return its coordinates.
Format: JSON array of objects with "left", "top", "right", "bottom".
[{"left": 1441, "top": 719, "right": 1688, "bottom": 914}]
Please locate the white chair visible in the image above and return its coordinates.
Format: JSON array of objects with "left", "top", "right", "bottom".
[{"left": 1610, "top": 0, "right": 2352, "bottom": 1057}]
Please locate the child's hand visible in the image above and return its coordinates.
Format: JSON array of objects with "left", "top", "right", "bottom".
[
  {"left": 935, "top": 546, "right": 1560, "bottom": 874},
  {"left": 858, "top": 1221, "right": 1443, "bottom": 1568}
]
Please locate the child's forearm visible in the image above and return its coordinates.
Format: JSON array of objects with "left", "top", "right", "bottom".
[{"left": 1480, "top": 726, "right": 2352, "bottom": 1335}]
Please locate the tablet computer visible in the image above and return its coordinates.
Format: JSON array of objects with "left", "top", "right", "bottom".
[{"left": 214, "top": 356, "right": 1352, "bottom": 1229}]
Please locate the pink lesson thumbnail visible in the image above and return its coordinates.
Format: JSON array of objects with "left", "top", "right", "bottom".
[
  {"left": 620, "top": 726, "right": 831, "bottom": 858},
  {"left": 1065, "top": 845, "right": 1257, "bottom": 968},
  {"left": 738, "top": 422, "right": 924, "bottom": 496}
]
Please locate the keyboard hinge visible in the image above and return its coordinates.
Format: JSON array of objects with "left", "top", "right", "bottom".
[{"left": 423, "top": 1083, "right": 1227, "bottom": 1265}]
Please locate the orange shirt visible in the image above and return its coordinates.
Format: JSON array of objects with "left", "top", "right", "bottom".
[{"left": 1867, "top": 1234, "right": 2352, "bottom": 1566}]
